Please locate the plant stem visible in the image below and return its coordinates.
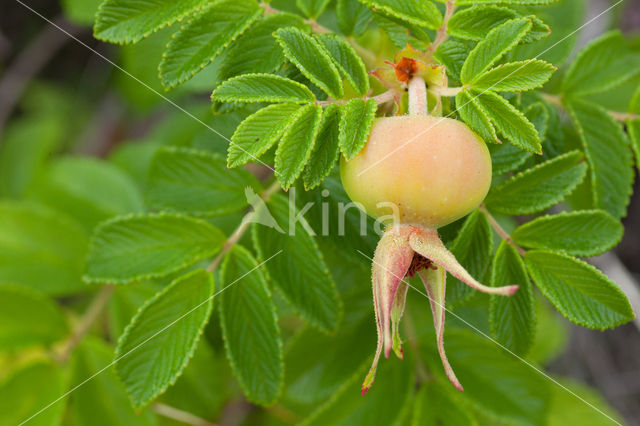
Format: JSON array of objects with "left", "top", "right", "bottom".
[
  {"left": 152, "top": 403, "right": 217, "bottom": 426},
  {"left": 317, "top": 89, "right": 394, "bottom": 106},
  {"left": 479, "top": 205, "right": 526, "bottom": 257},
  {"left": 542, "top": 92, "right": 639, "bottom": 122},
  {"left": 431, "top": 86, "right": 464, "bottom": 97},
  {"left": 429, "top": 1, "right": 456, "bottom": 53},
  {"left": 408, "top": 76, "right": 428, "bottom": 116},
  {"left": 55, "top": 285, "right": 115, "bottom": 364},
  {"left": 207, "top": 180, "right": 281, "bottom": 272}
]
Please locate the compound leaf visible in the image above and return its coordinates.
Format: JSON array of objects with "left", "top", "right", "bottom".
[
  {"left": 85, "top": 213, "right": 225, "bottom": 284},
  {"left": 219, "top": 246, "right": 283, "bottom": 405},
  {"left": 455, "top": 90, "right": 499, "bottom": 144},
  {"left": 485, "top": 150, "right": 587, "bottom": 215},
  {"left": 512, "top": 210, "right": 623, "bottom": 257},
  {"left": 304, "top": 105, "right": 342, "bottom": 190},
  {"left": 316, "top": 34, "right": 370, "bottom": 96},
  {"left": 211, "top": 74, "right": 315, "bottom": 104},
  {"left": 275, "top": 28, "right": 344, "bottom": 99},
  {"left": 275, "top": 104, "right": 323, "bottom": 190},
  {"left": 338, "top": 98, "right": 377, "bottom": 159},
  {"left": 525, "top": 250, "right": 634, "bottom": 330},
  {"left": 359, "top": 0, "right": 442, "bottom": 30},
  {"left": 296, "top": 0, "right": 331, "bottom": 18},
  {"left": 489, "top": 241, "right": 535, "bottom": 356},
  {"left": 115, "top": 269, "right": 214, "bottom": 408},
  {"left": 471, "top": 60, "right": 555, "bottom": 92},
  {"left": 337, "top": 0, "right": 373, "bottom": 37}
]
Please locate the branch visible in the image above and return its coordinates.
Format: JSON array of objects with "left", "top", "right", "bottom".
[
  {"left": 153, "top": 403, "right": 217, "bottom": 426},
  {"left": 431, "top": 86, "right": 464, "bottom": 97},
  {"left": 316, "top": 90, "right": 395, "bottom": 106},
  {"left": 0, "top": 16, "right": 83, "bottom": 135},
  {"left": 55, "top": 285, "right": 115, "bottom": 364},
  {"left": 429, "top": 1, "right": 456, "bottom": 53},
  {"left": 479, "top": 206, "right": 527, "bottom": 257},
  {"left": 207, "top": 180, "right": 281, "bottom": 272}
]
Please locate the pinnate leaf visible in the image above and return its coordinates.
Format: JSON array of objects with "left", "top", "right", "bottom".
[
  {"left": 252, "top": 194, "right": 342, "bottom": 333},
  {"left": 159, "top": 0, "right": 262, "bottom": 88},
  {"left": 455, "top": 90, "right": 499, "bottom": 144},
  {"left": 229, "top": 103, "right": 302, "bottom": 168},
  {"left": 115, "top": 269, "right": 214, "bottom": 408},
  {"left": 563, "top": 31, "right": 640, "bottom": 96},
  {"left": 359, "top": 0, "right": 442, "bottom": 30},
  {"left": 448, "top": 6, "right": 550, "bottom": 44},
  {"left": 94, "top": 0, "right": 208, "bottom": 44},
  {"left": 147, "top": 147, "right": 261, "bottom": 216},
  {"left": 447, "top": 210, "right": 493, "bottom": 307},
  {"left": 434, "top": 40, "right": 472, "bottom": 83},
  {"left": 475, "top": 90, "right": 541, "bottom": 153},
  {"left": 304, "top": 105, "right": 342, "bottom": 190},
  {"left": 275, "top": 28, "right": 344, "bottom": 99},
  {"left": 316, "top": 34, "right": 370, "bottom": 96},
  {"left": 211, "top": 74, "right": 315, "bottom": 104},
  {"left": 338, "top": 98, "right": 377, "bottom": 159},
  {"left": 219, "top": 246, "right": 283, "bottom": 405},
  {"left": 460, "top": 18, "right": 532, "bottom": 84},
  {"left": 0, "top": 285, "right": 68, "bottom": 351},
  {"left": 525, "top": 250, "right": 634, "bottom": 329},
  {"left": 485, "top": 150, "right": 587, "bottom": 215},
  {"left": 85, "top": 213, "right": 225, "bottom": 284},
  {"left": 565, "top": 97, "right": 633, "bottom": 218},
  {"left": 219, "top": 13, "right": 306, "bottom": 81},
  {"left": 275, "top": 104, "right": 323, "bottom": 190},
  {"left": 489, "top": 143, "right": 531, "bottom": 176},
  {"left": 512, "top": 210, "right": 623, "bottom": 257},
  {"left": 0, "top": 201, "right": 89, "bottom": 296},
  {"left": 471, "top": 60, "right": 555, "bottom": 92},
  {"left": 489, "top": 241, "right": 535, "bottom": 356}
]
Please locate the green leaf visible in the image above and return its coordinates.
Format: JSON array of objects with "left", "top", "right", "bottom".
[
  {"left": 565, "top": 97, "right": 633, "bottom": 218},
  {"left": 448, "top": 6, "right": 550, "bottom": 44},
  {"left": 434, "top": 40, "right": 472, "bottom": 83},
  {"left": 0, "top": 362, "right": 66, "bottom": 426},
  {"left": 359, "top": 0, "right": 442, "bottom": 30},
  {"left": 0, "top": 285, "right": 68, "bottom": 351},
  {"left": 147, "top": 147, "right": 261, "bottom": 216},
  {"left": 455, "top": 90, "right": 499, "bottom": 144},
  {"left": 115, "top": 269, "right": 214, "bottom": 409},
  {"left": 275, "top": 104, "right": 323, "bottom": 190},
  {"left": 422, "top": 328, "right": 550, "bottom": 425},
  {"left": 219, "top": 246, "right": 283, "bottom": 405},
  {"left": 303, "top": 105, "right": 342, "bottom": 190},
  {"left": 485, "top": 150, "right": 587, "bottom": 215},
  {"left": 337, "top": 0, "right": 373, "bottom": 37},
  {"left": 338, "top": 98, "right": 377, "bottom": 159},
  {"left": 455, "top": 0, "right": 558, "bottom": 3},
  {"left": 159, "top": 0, "right": 261, "bottom": 88},
  {"left": 211, "top": 74, "right": 316, "bottom": 104},
  {"left": 460, "top": 18, "right": 532, "bottom": 84},
  {"left": 304, "top": 357, "right": 414, "bottom": 425},
  {"left": 219, "top": 13, "right": 306, "bottom": 81},
  {"left": 447, "top": 210, "right": 493, "bottom": 307},
  {"left": 252, "top": 194, "right": 342, "bottom": 333},
  {"left": 512, "top": 210, "right": 623, "bottom": 257},
  {"left": 489, "top": 241, "right": 535, "bottom": 356},
  {"left": 296, "top": 0, "right": 331, "bottom": 18},
  {"left": 275, "top": 28, "right": 344, "bottom": 99},
  {"left": 525, "top": 250, "right": 634, "bottom": 330},
  {"left": 0, "top": 201, "right": 89, "bottom": 296},
  {"left": 85, "top": 213, "right": 225, "bottom": 284},
  {"left": 70, "top": 339, "right": 156, "bottom": 426},
  {"left": 31, "top": 156, "right": 144, "bottom": 230},
  {"left": 411, "top": 381, "right": 475, "bottom": 426},
  {"left": 562, "top": 31, "right": 640, "bottom": 96},
  {"left": 94, "top": 0, "right": 209, "bottom": 44},
  {"left": 547, "top": 378, "right": 624, "bottom": 426},
  {"left": 629, "top": 86, "right": 640, "bottom": 171},
  {"left": 471, "top": 60, "right": 555, "bottom": 92},
  {"left": 489, "top": 143, "right": 532, "bottom": 175},
  {"left": 315, "top": 34, "right": 370, "bottom": 96},
  {"left": 475, "top": 90, "right": 541, "bottom": 153},
  {"left": 228, "top": 103, "right": 302, "bottom": 168}
]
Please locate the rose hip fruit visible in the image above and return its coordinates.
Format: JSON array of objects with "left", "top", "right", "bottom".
[{"left": 340, "top": 115, "right": 492, "bottom": 229}]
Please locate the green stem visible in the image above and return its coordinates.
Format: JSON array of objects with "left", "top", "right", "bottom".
[
  {"left": 479, "top": 206, "right": 526, "bottom": 256},
  {"left": 207, "top": 180, "right": 281, "bottom": 272},
  {"left": 153, "top": 403, "right": 217, "bottom": 426},
  {"left": 428, "top": 0, "right": 456, "bottom": 53},
  {"left": 542, "top": 93, "right": 639, "bottom": 122}
]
